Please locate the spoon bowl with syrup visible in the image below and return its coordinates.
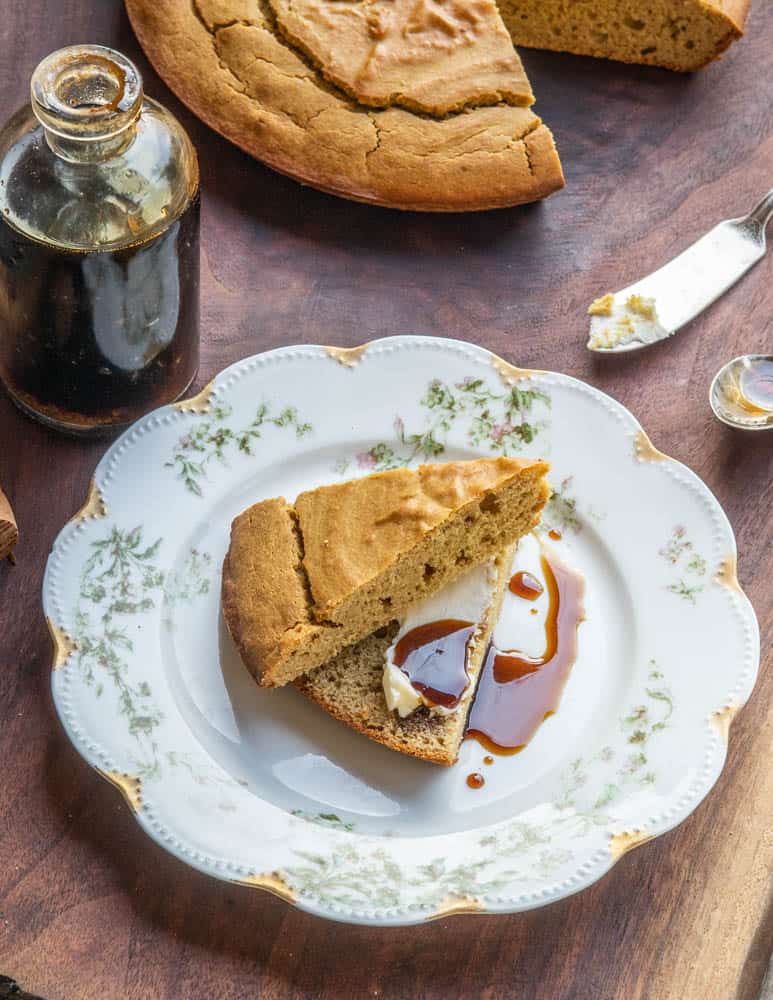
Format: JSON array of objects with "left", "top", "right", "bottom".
[{"left": 710, "top": 354, "right": 773, "bottom": 431}]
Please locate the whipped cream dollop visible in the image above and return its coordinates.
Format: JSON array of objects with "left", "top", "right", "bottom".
[{"left": 383, "top": 559, "right": 498, "bottom": 718}]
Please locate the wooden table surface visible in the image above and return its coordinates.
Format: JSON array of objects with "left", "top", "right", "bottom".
[{"left": 0, "top": 3, "right": 771, "bottom": 999}]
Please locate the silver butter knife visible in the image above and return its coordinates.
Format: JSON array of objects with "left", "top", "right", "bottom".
[{"left": 587, "top": 190, "right": 773, "bottom": 353}]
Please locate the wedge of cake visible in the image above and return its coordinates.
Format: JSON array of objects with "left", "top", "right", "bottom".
[
  {"left": 222, "top": 457, "right": 550, "bottom": 687},
  {"left": 501, "top": 0, "right": 749, "bottom": 73},
  {"left": 294, "top": 548, "right": 515, "bottom": 765},
  {"left": 297, "top": 530, "right": 587, "bottom": 765}
]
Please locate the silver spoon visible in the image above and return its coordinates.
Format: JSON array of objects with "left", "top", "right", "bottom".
[
  {"left": 587, "top": 191, "right": 773, "bottom": 353},
  {"left": 710, "top": 354, "right": 773, "bottom": 431}
]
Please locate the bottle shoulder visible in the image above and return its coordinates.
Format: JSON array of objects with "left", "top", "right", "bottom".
[{"left": 0, "top": 97, "right": 198, "bottom": 251}]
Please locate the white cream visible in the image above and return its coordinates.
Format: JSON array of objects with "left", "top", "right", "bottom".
[
  {"left": 494, "top": 533, "right": 550, "bottom": 658},
  {"left": 494, "top": 533, "right": 585, "bottom": 658},
  {"left": 587, "top": 293, "right": 668, "bottom": 351},
  {"left": 383, "top": 661, "right": 426, "bottom": 718},
  {"left": 383, "top": 559, "right": 498, "bottom": 718}
]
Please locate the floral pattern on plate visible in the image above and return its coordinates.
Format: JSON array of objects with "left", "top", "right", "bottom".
[
  {"left": 338, "top": 376, "right": 550, "bottom": 474},
  {"left": 659, "top": 526, "right": 709, "bottom": 603},
  {"left": 44, "top": 337, "right": 759, "bottom": 926}
]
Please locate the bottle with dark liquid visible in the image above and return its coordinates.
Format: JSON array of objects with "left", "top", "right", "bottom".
[{"left": 0, "top": 45, "right": 200, "bottom": 434}]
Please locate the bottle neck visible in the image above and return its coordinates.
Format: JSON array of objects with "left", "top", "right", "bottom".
[
  {"left": 44, "top": 123, "right": 137, "bottom": 164},
  {"left": 31, "top": 45, "right": 143, "bottom": 165}
]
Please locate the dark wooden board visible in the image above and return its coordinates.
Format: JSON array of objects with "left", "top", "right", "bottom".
[{"left": 0, "top": 2, "right": 771, "bottom": 998}]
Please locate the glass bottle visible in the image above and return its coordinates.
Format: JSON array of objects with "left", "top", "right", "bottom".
[{"left": 0, "top": 45, "right": 200, "bottom": 435}]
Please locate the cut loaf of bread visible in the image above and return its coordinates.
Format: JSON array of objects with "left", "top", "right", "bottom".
[
  {"left": 294, "top": 549, "right": 515, "bottom": 766},
  {"left": 501, "top": 0, "right": 750, "bottom": 72},
  {"left": 222, "top": 457, "right": 550, "bottom": 687}
]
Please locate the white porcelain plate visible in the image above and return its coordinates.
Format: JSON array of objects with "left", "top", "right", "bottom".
[{"left": 44, "top": 337, "right": 759, "bottom": 926}]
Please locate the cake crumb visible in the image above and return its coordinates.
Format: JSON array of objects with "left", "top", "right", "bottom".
[
  {"left": 587, "top": 292, "right": 665, "bottom": 350},
  {"left": 625, "top": 294, "right": 657, "bottom": 321},
  {"left": 587, "top": 293, "right": 614, "bottom": 317}
]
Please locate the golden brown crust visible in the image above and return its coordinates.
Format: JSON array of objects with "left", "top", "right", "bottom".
[
  {"left": 295, "top": 457, "right": 535, "bottom": 617},
  {"left": 268, "top": 0, "right": 534, "bottom": 115},
  {"left": 294, "top": 674, "right": 456, "bottom": 765},
  {"left": 220, "top": 497, "right": 316, "bottom": 680},
  {"left": 702, "top": 0, "right": 750, "bottom": 65},
  {"left": 704, "top": 0, "right": 750, "bottom": 33},
  {"left": 124, "top": 0, "right": 564, "bottom": 211},
  {"left": 222, "top": 457, "right": 550, "bottom": 687}
]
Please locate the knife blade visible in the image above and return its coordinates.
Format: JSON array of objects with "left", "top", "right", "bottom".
[{"left": 587, "top": 190, "right": 773, "bottom": 353}]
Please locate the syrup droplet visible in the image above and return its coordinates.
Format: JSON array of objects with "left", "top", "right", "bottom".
[
  {"left": 392, "top": 619, "right": 475, "bottom": 709},
  {"left": 466, "top": 772, "right": 485, "bottom": 789},
  {"left": 483, "top": 755, "right": 494, "bottom": 765},
  {"left": 548, "top": 529, "right": 562, "bottom": 541},
  {"left": 509, "top": 570, "right": 544, "bottom": 600},
  {"left": 466, "top": 550, "right": 585, "bottom": 755},
  {"left": 530, "top": 607, "right": 539, "bottom": 615}
]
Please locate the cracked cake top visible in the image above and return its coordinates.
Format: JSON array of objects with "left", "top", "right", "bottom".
[
  {"left": 124, "top": 0, "right": 564, "bottom": 210},
  {"left": 221, "top": 457, "right": 551, "bottom": 686},
  {"left": 267, "top": 0, "right": 534, "bottom": 114}
]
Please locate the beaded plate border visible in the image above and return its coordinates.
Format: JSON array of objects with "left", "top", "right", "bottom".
[{"left": 44, "top": 336, "right": 759, "bottom": 925}]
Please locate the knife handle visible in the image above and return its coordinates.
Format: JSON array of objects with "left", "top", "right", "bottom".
[{"left": 746, "top": 190, "right": 773, "bottom": 231}]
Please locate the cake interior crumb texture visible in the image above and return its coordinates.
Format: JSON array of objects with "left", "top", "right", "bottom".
[
  {"left": 222, "top": 458, "right": 550, "bottom": 689},
  {"left": 500, "top": 0, "right": 749, "bottom": 72},
  {"left": 294, "top": 547, "right": 514, "bottom": 766}
]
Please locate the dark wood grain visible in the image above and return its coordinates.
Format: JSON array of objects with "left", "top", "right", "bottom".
[{"left": 0, "top": 3, "right": 771, "bottom": 999}]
